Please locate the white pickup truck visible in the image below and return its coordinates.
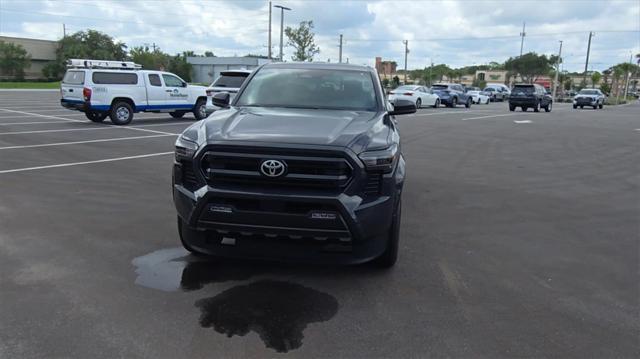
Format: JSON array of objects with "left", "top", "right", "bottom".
[{"left": 60, "top": 59, "right": 208, "bottom": 125}]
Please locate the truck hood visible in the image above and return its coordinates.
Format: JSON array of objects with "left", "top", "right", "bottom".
[{"left": 196, "top": 106, "right": 385, "bottom": 150}]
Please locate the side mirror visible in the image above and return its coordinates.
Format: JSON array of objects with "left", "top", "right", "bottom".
[
  {"left": 182, "top": 81, "right": 188, "bottom": 87},
  {"left": 388, "top": 99, "right": 416, "bottom": 116},
  {"left": 212, "top": 92, "right": 230, "bottom": 108}
]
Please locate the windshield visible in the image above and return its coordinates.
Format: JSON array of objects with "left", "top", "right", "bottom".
[
  {"left": 484, "top": 88, "right": 495, "bottom": 92},
  {"left": 579, "top": 89, "right": 599, "bottom": 95},
  {"left": 235, "top": 68, "right": 377, "bottom": 111},
  {"left": 431, "top": 85, "right": 448, "bottom": 90},
  {"left": 211, "top": 73, "right": 248, "bottom": 88},
  {"left": 467, "top": 91, "right": 480, "bottom": 95}
]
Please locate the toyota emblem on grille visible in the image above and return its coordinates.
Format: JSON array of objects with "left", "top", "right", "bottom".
[{"left": 260, "top": 159, "right": 287, "bottom": 177}]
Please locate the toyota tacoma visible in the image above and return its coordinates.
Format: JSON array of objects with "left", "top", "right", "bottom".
[{"left": 172, "top": 63, "right": 415, "bottom": 267}]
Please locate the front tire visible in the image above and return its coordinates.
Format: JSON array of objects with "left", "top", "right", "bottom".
[
  {"left": 465, "top": 98, "right": 471, "bottom": 108},
  {"left": 85, "top": 110, "right": 107, "bottom": 122},
  {"left": 415, "top": 98, "right": 422, "bottom": 108},
  {"left": 109, "top": 101, "right": 134, "bottom": 125},
  {"left": 545, "top": 102, "right": 552, "bottom": 112},
  {"left": 451, "top": 97, "right": 458, "bottom": 107},
  {"left": 509, "top": 104, "right": 516, "bottom": 111},
  {"left": 533, "top": 101, "right": 540, "bottom": 112},
  {"left": 170, "top": 111, "right": 186, "bottom": 118},
  {"left": 432, "top": 99, "right": 440, "bottom": 108},
  {"left": 598, "top": 102, "right": 603, "bottom": 109},
  {"left": 193, "top": 99, "right": 207, "bottom": 121},
  {"left": 573, "top": 104, "right": 578, "bottom": 109},
  {"left": 372, "top": 199, "right": 401, "bottom": 268}
]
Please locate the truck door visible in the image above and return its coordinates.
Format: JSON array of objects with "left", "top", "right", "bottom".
[
  {"left": 162, "top": 73, "right": 191, "bottom": 110},
  {"left": 146, "top": 73, "right": 166, "bottom": 108}
]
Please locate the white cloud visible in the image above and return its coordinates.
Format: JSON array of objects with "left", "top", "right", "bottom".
[{"left": 0, "top": 0, "right": 638, "bottom": 71}]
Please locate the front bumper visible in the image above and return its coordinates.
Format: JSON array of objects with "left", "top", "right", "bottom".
[
  {"left": 574, "top": 98, "right": 597, "bottom": 105},
  {"left": 173, "top": 152, "right": 405, "bottom": 264}
]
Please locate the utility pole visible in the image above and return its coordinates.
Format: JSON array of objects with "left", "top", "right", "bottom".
[
  {"left": 519, "top": 22, "right": 526, "bottom": 56},
  {"left": 274, "top": 5, "right": 291, "bottom": 62},
  {"left": 338, "top": 34, "right": 343, "bottom": 63},
  {"left": 552, "top": 40, "right": 563, "bottom": 101},
  {"left": 268, "top": 1, "right": 272, "bottom": 60},
  {"left": 152, "top": 43, "right": 156, "bottom": 52},
  {"left": 403, "top": 40, "right": 409, "bottom": 84},
  {"left": 429, "top": 59, "right": 433, "bottom": 86},
  {"left": 63, "top": 23, "right": 66, "bottom": 37},
  {"left": 623, "top": 52, "right": 632, "bottom": 99},
  {"left": 584, "top": 31, "right": 593, "bottom": 85}
]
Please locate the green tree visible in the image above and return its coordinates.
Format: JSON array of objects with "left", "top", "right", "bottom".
[
  {"left": 590, "top": 71, "right": 601, "bottom": 88},
  {"left": 43, "top": 30, "right": 127, "bottom": 79},
  {"left": 472, "top": 77, "right": 486, "bottom": 89},
  {"left": 599, "top": 83, "right": 611, "bottom": 95},
  {"left": 564, "top": 78, "right": 573, "bottom": 91},
  {"left": 284, "top": 20, "right": 320, "bottom": 62},
  {"left": 0, "top": 41, "right": 31, "bottom": 80},
  {"left": 204, "top": 51, "right": 215, "bottom": 57},
  {"left": 382, "top": 78, "right": 390, "bottom": 88},
  {"left": 504, "top": 52, "right": 555, "bottom": 83},
  {"left": 129, "top": 46, "right": 169, "bottom": 70},
  {"left": 391, "top": 75, "right": 400, "bottom": 87},
  {"left": 168, "top": 53, "right": 192, "bottom": 82}
]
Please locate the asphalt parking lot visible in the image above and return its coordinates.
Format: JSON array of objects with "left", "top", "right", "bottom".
[{"left": 1, "top": 90, "right": 638, "bottom": 358}]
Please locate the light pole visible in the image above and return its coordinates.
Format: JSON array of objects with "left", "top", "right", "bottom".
[
  {"left": 552, "top": 40, "right": 562, "bottom": 101},
  {"left": 274, "top": 4, "right": 291, "bottom": 62},
  {"left": 268, "top": 1, "right": 272, "bottom": 60}
]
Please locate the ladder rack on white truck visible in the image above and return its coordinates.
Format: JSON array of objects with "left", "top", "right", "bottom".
[{"left": 66, "top": 59, "right": 142, "bottom": 70}]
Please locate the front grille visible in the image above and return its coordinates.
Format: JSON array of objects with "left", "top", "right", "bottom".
[{"left": 200, "top": 146, "right": 353, "bottom": 189}]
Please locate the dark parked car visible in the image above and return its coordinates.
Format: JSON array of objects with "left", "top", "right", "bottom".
[
  {"left": 573, "top": 89, "right": 605, "bottom": 109},
  {"left": 173, "top": 62, "right": 415, "bottom": 268},
  {"left": 509, "top": 83, "right": 553, "bottom": 112},
  {"left": 430, "top": 83, "right": 472, "bottom": 108}
]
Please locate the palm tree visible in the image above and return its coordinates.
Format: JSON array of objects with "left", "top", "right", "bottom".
[{"left": 613, "top": 66, "right": 624, "bottom": 103}]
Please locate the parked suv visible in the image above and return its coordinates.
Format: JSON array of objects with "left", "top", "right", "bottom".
[
  {"left": 509, "top": 83, "right": 553, "bottom": 112},
  {"left": 484, "top": 83, "right": 510, "bottom": 101},
  {"left": 172, "top": 63, "right": 415, "bottom": 267},
  {"left": 430, "top": 83, "right": 472, "bottom": 108},
  {"left": 60, "top": 59, "right": 207, "bottom": 125},
  {"left": 573, "top": 89, "right": 605, "bottom": 109}
]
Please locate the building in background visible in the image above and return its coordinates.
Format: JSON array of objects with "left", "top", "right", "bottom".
[
  {"left": 0, "top": 36, "right": 58, "bottom": 80},
  {"left": 374, "top": 57, "right": 397, "bottom": 76},
  {"left": 187, "top": 56, "right": 272, "bottom": 84}
]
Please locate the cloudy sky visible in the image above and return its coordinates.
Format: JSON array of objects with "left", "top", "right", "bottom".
[{"left": 0, "top": 0, "right": 638, "bottom": 72}]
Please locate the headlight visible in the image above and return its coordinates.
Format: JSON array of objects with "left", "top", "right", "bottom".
[
  {"left": 358, "top": 144, "right": 398, "bottom": 173},
  {"left": 175, "top": 135, "right": 199, "bottom": 161}
]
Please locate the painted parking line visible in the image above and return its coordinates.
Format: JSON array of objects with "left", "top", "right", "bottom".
[
  {"left": 0, "top": 108, "right": 84, "bottom": 123},
  {"left": 0, "top": 151, "right": 174, "bottom": 174},
  {"left": 461, "top": 113, "right": 528, "bottom": 121},
  {"left": 0, "top": 120, "right": 73, "bottom": 126},
  {"left": 0, "top": 108, "right": 179, "bottom": 135},
  {"left": 0, "top": 134, "right": 177, "bottom": 150}
]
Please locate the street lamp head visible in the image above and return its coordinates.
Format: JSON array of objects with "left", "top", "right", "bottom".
[{"left": 274, "top": 5, "right": 291, "bottom": 10}]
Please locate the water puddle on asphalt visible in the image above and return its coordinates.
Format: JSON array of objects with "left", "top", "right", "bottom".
[
  {"left": 131, "top": 248, "right": 340, "bottom": 352},
  {"left": 195, "top": 279, "right": 339, "bottom": 353}
]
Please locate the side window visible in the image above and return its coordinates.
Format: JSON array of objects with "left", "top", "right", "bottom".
[
  {"left": 162, "top": 74, "right": 183, "bottom": 87},
  {"left": 92, "top": 72, "right": 138, "bottom": 85},
  {"left": 148, "top": 74, "right": 162, "bottom": 87}
]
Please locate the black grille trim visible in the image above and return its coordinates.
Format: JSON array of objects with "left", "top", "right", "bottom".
[{"left": 200, "top": 146, "right": 354, "bottom": 190}]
